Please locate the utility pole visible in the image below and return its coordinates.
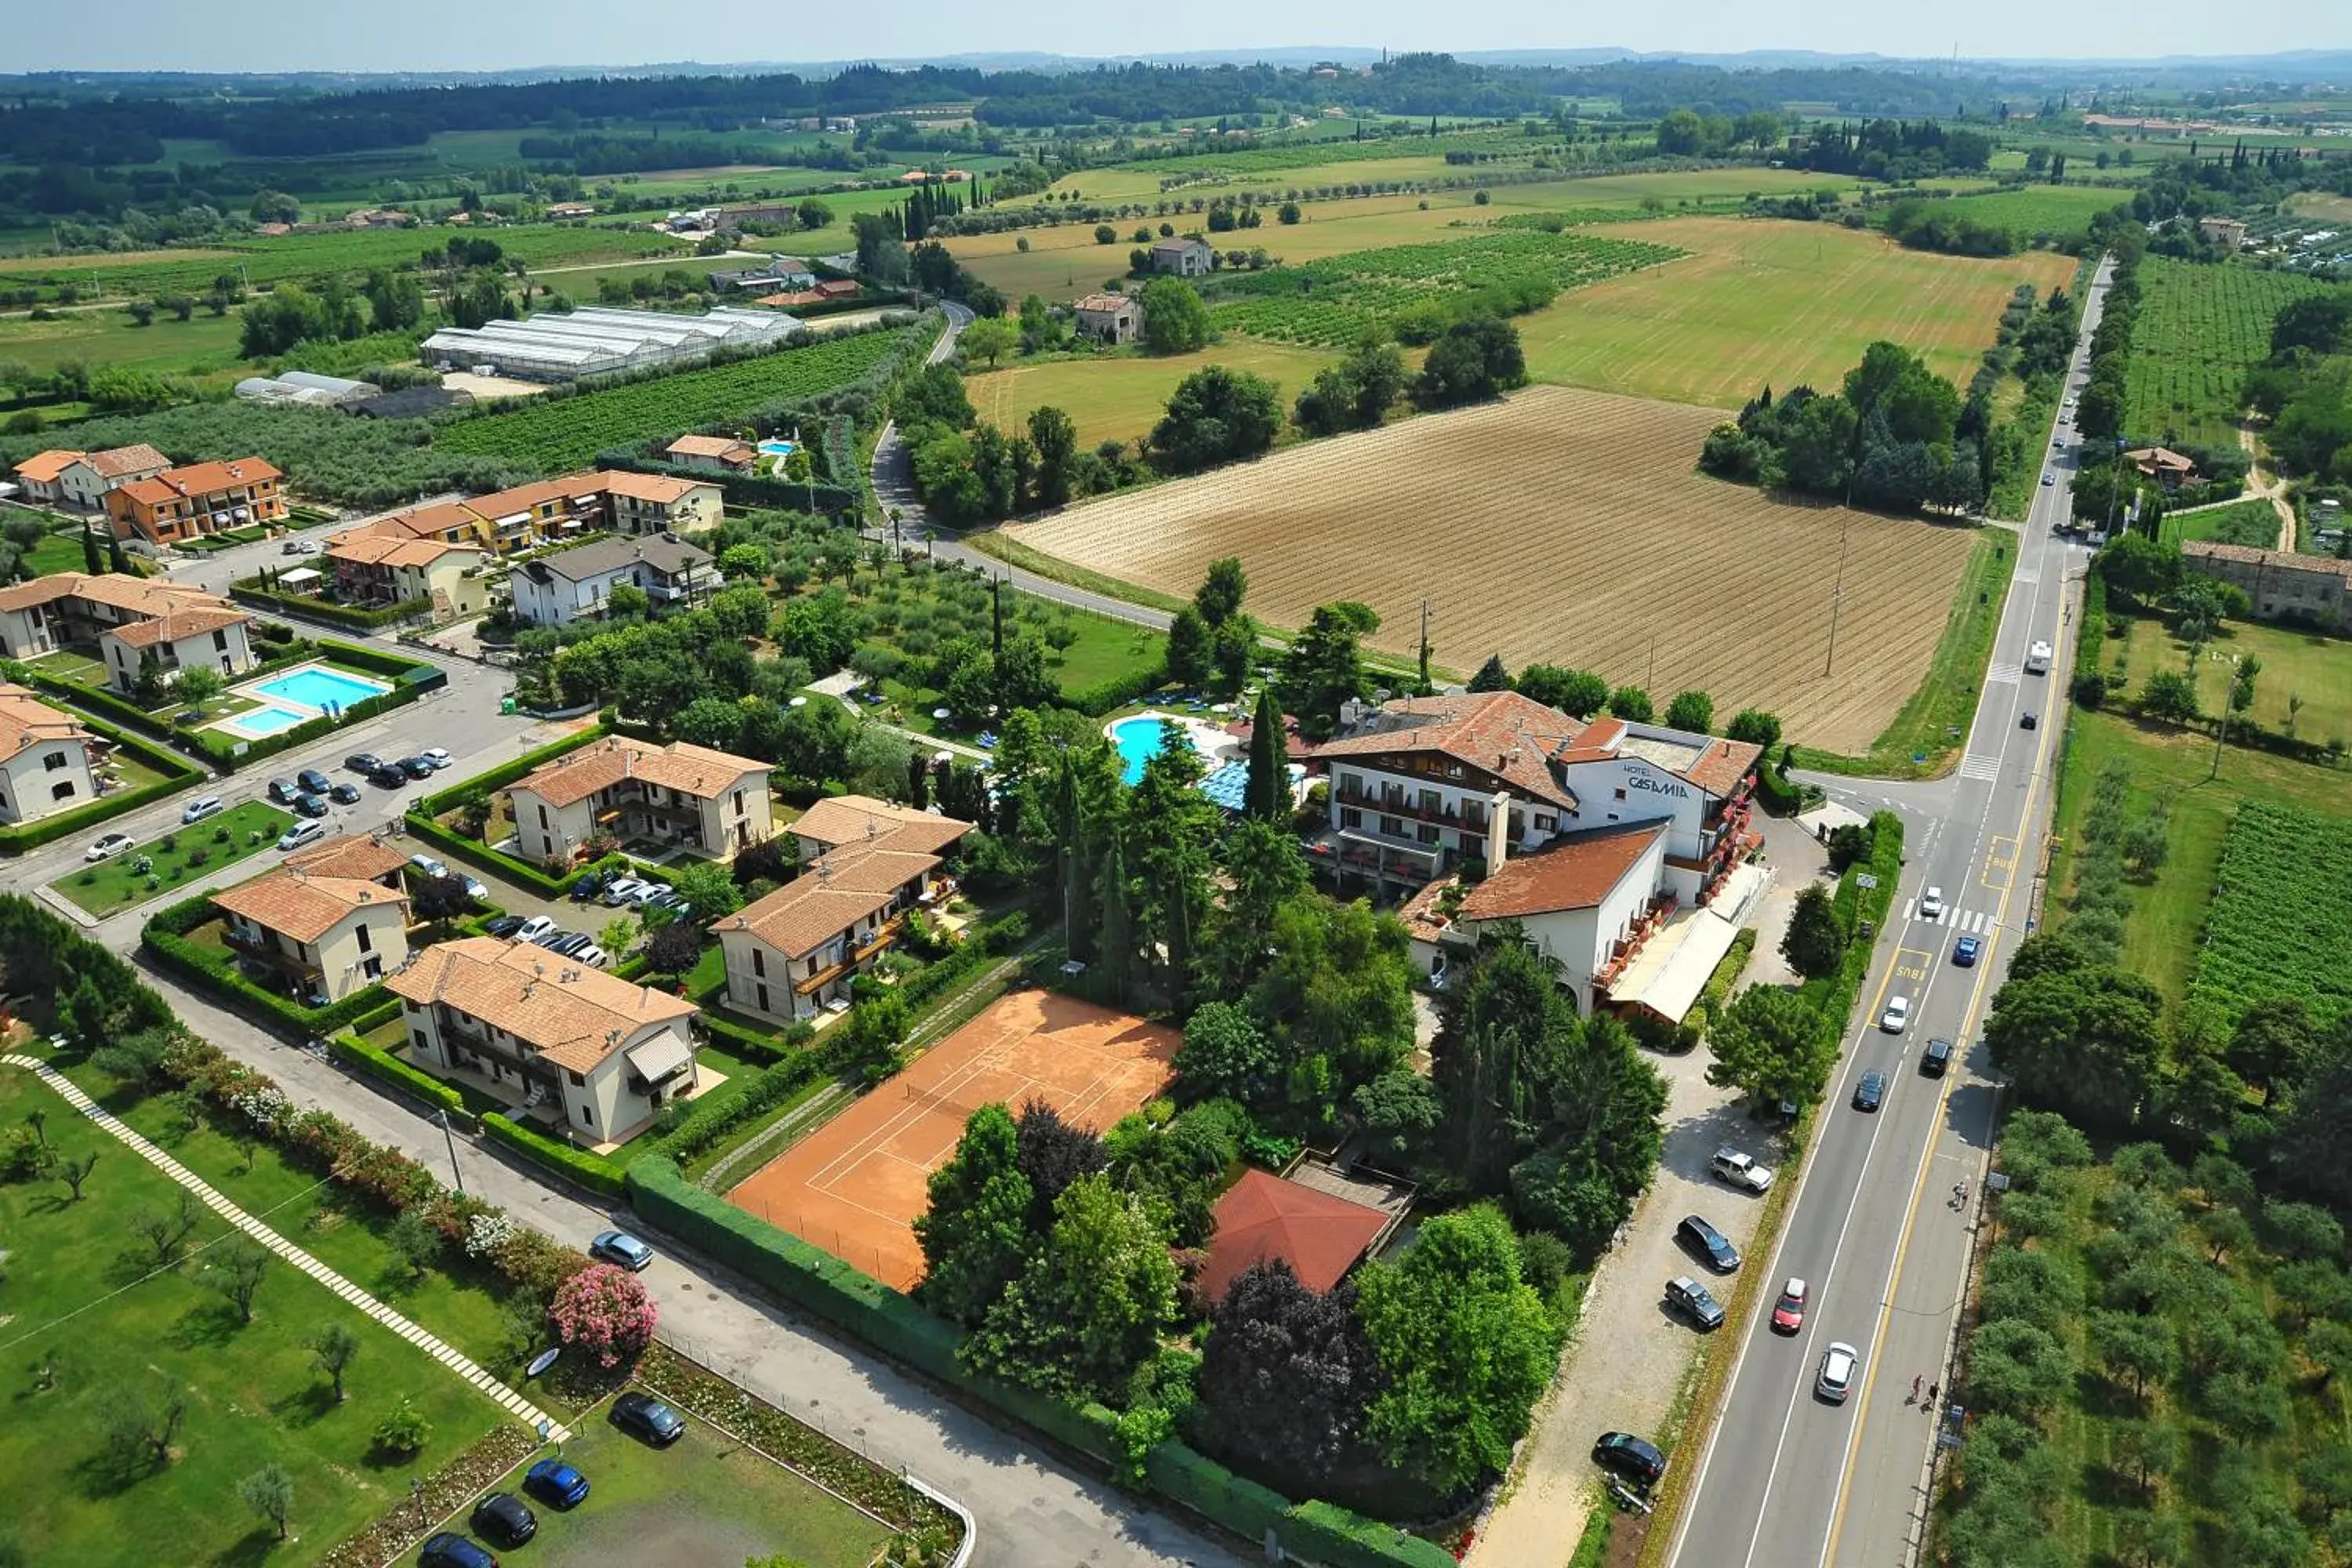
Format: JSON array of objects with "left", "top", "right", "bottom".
[
  {"left": 1417, "top": 598, "right": 1432, "bottom": 691},
  {"left": 1823, "top": 513, "right": 1852, "bottom": 679},
  {"left": 437, "top": 1109, "right": 465, "bottom": 1196}
]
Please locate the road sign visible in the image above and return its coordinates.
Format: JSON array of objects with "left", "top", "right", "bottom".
[{"left": 1855, "top": 873, "right": 1879, "bottom": 889}]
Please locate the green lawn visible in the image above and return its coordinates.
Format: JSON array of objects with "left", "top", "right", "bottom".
[
  {"left": 965, "top": 339, "right": 1346, "bottom": 451},
  {"left": 2159, "top": 497, "right": 2283, "bottom": 549},
  {"left": 2103, "top": 609, "right": 2352, "bottom": 746},
  {"left": 479, "top": 1392, "right": 898, "bottom": 1568},
  {"left": 0, "top": 1065, "right": 506, "bottom": 1568},
  {"left": 53, "top": 800, "right": 294, "bottom": 917}
]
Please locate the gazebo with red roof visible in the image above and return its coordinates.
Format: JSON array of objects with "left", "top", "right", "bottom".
[{"left": 1196, "top": 1167, "right": 1392, "bottom": 1305}]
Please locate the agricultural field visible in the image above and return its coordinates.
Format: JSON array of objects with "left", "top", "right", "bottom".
[
  {"left": 1205, "top": 228, "right": 1685, "bottom": 347},
  {"left": 0, "top": 305, "right": 247, "bottom": 384},
  {"left": 1005, "top": 384, "right": 1980, "bottom": 753},
  {"left": 966, "top": 339, "right": 1347, "bottom": 450},
  {"left": 2286, "top": 192, "right": 2352, "bottom": 223},
  {"left": 2188, "top": 800, "right": 2352, "bottom": 1028},
  {"left": 1899, "top": 183, "right": 2126, "bottom": 242},
  {"left": 434, "top": 321, "right": 926, "bottom": 470},
  {"left": 2122, "top": 256, "right": 2335, "bottom": 448},
  {"left": 1515, "top": 216, "right": 2076, "bottom": 409},
  {"left": 1480, "top": 166, "right": 1862, "bottom": 211}
]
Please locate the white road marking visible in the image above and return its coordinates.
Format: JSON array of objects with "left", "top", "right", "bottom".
[{"left": 1958, "top": 753, "right": 2002, "bottom": 782}]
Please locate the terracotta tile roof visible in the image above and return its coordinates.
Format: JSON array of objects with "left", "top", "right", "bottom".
[
  {"left": 510, "top": 735, "right": 765, "bottom": 809},
  {"left": 469, "top": 474, "right": 604, "bottom": 519},
  {"left": 1457, "top": 822, "right": 1665, "bottom": 920},
  {"left": 1197, "top": 1167, "right": 1389, "bottom": 1304},
  {"left": 600, "top": 470, "right": 710, "bottom": 504},
  {"left": 158, "top": 456, "right": 280, "bottom": 495},
  {"left": 84, "top": 444, "right": 170, "bottom": 479},
  {"left": 1681, "top": 737, "right": 1762, "bottom": 799},
  {"left": 664, "top": 435, "right": 753, "bottom": 462},
  {"left": 112, "top": 476, "right": 182, "bottom": 509},
  {"left": 2183, "top": 540, "right": 2352, "bottom": 580},
  {"left": 1392, "top": 875, "right": 1457, "bottom": 946},
  {"left": 327, "top": 533, "right": 481, "bottom": 569},
  {"left": 793, "top": 795, "right": 975, "bottom": 858},
  {"left": 344, "top": 501, "right": 485, "bottom": 543},
  {"left": 12, "top": 449, "right": 81, "bottom": 484},
  {"left": 0, "top": 572, "right": 237, "bottom": 620},
  {"left": 2125, "top": 446, "right": 2198, "bottom": 473},
  {"left": 0, "top": 682, "right": 90, "bottom": 758},
  {"left": 1074, "top": 292, "right": 1135, "bottom": 314},
  {"left": 387, "top": 936, "right": 698, "bottom": 1074},
  {"left": 756, "top": 289, "right": 826, "bottom": 308},
  {"left": 284, "top": 833, "right": 409, "bottom": 884},
  {"left": 1312, "top": 690, "right": 1589, "bottom": 809},
  {"left": 720, "top": 849, "right": 929, "bottom": 960},
  {"left": 105, "top": 605, "right": 249, "bottom": 648},
  {"left": 212, "top": 869, "right": 407, "bottom": 945}
]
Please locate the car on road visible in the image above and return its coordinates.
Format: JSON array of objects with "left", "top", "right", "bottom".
[
  {"left": 281, "top": 539, "right": 314, "bottom": 555},
  {"left": 328, "top": 782, "right": 362, "bottom": 804},
  {"left": 1592, "top": 1431, "right": 1666, "bottom": 1486},
  {"left": 292, "top": 792, "right": 329, "bottom": 819},
  {"left": 1772, "top": 1278, "right": 1809, "bottom": 1334},
  {"left": 514, "top": 915, "right": 557, "bottom": 945},
  {"left": 1853, "top": 1070, "right": 1886, "bottom": 1112},
  {"left": 180, "top": 796, "right": 224, "bottom": 825},
  {"left": 267, "top": 778, "right": 302, "bottom": 806},
  {"left": 2041, "top": 472, "right": 2056, "bottom": 487},
  {"left": 1711, "top": 1148, "right": 1773, "bottom": 1193},
  {"left": 1921, "top": 1037, "right": 1955, "bottom": 1077},
  {"left": 345, "top": 753, "right": 383, "bottom": 774},
  {"left": 420, "top": 747, "right": 452, "bottom": 770},
  {"left": 470, "top": 1493, "right": 536, "bottom": 1548},
  {"left": 590, "top": 1229, "right": 655, "bottom": 1271},
  {"left": 2020, "top": 710, "right": 2038, "bottom": 730},
  {"left": 611, "top": 1392, "right": 686, "bottom": 1446},
  {"left": 1919, "top": 886, "right": 1944, "bottom": 920},
  {"left": 85, "top": 832, "right": 136, "bottom": 861},
  {"left": 277, "top": 819, "right": 328, "bottom": 852},
  {"left": 1879, "top": 996, "right": 1910, "bottom": 1033},
  {"left": 1677, "top": 1214, "right": 1740, "bottom": 1273},
  {"left": 397, "top": 755, "right": 437, "bottom": 779},
  {"left": 1817, "top": 1341, "right": 1861, "bottom": 1403},
  {"left": 1666, "top": 1275, "right": 1726, "bottom": 1330},
  {"left": 367, "top": 764, "right": 409, "bottom": 789},
  {"left": 1952, "top": 934, "right": 1982, "bottom": 967},
  {"left": 524, "top": 1457, "right": 590, "bottom": 1508},
  {"left": 482, "top": 915, "right": 528, "bottom": 939},
  {"left": 417, "top": 1534, "right": 498, "bottom": 1568},
  {"left": 297, "top": 768, "right": 332, "bottom": 796}
]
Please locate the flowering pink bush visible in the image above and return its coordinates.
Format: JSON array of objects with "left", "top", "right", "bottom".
[{"left": 550, "top": 1263, "right": 659, "bottom": 1368}]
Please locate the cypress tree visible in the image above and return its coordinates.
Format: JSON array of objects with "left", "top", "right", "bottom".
[
  {"left": 82, "top": 522, "right": 101, "bottom": 574},
  {"left": 1245, "top": 685, "right": 1289, "bottom": 822},
  {"left": 1095, "top": 828, "right": 1132, "bottom": 1005}
]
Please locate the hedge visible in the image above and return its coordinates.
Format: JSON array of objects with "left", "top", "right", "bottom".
[
  {"left": 405, "top": 811, "right": 572, "bottom": 898},
  {"left": 327, "top": 1030, "right": 470, "bottom": 1122},
  {"left": 1797, "top": 811, "right": 1907, "bottom": 1038},
  {"left": 594, "top": 453, "right": 862, "bottom": 517},
  {"left": 1065, "top": 662, "right": 1169, "bottom": 719},
  {"left": 626, "top": 1156, "right": 1457, "bottom": 1566},
  {"left": 0, "top": 710, "right": 207, "bottom": 852},
  {"left": 349, "top": 996, "right": 406, "bottom": 1034},
  {"left": 641, "top": 1047, "right": 824, "bottom": 1165},
  {"left": 232, "top": 583, "right": 432, "bottom": 630},
  {"left": 141, "top": 893, "right": 391, "bottom": 1037},
  {"left": 482, "top": 1112, "right": 626, "bottom": 1198}
]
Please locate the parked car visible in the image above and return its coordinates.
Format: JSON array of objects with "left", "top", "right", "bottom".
[
  {"left": 523, "top": 1457, "right": 590, "bottom": 1509},
  {"left": 1817, "top": 1340, "right": 1861, "bottom": 1403},
  {"left": 601, "top": 877, "right": 653, "bottom": 907},
  {"left": 346, "top": 753, "right": 383, "bottom": 774},
  {"left": 180, "top": 796, "right": 224, "bottom": 825},
  {"left": 421, "top": 748, "right": 453, "bottom": 770},
  {"left": 367, "top": 766, "right": 408, "bottom": 790},
  {"left": 1919, "top": 885, "right": 1944, "bottom": 920},
  {"left": 624, "top": 880, "right": 669, "bottom": 908},
  {"left": 297, "top": 768, "right": 332, "bottom": 796},
  {"left": 482, "top": 915, "right": 527, "bottom": 939},
  {"left": 590, "top": 1229, "right": 655, "bottom": 1271},
  {"left": 570, "top": 870, "right": 607, "bottom": 902},
  {"left": 611, "top": 1392, "right": 686, "bottom": 1446},
  {"left": 1677, "top": 1214, "right": 1740, "bottom": 1273},
  {"left": 292, "top": 792, "right": 330, "bottom": 819},
  {"left": 1879, "top": 996, "right": 1910, "bottom": 1034},
  {"left": 1952, "top": 934, "right": 1982, "bottom": 967},
  {"left": 470, "top": 1494, "right": 536, "bottom": 1548},
  {"left": 1711, "top": 1148, "right": 1773, "bottom": 1193},
  {"left": 1592, "top": 1431, "right": 1666, "bottom": 1486},
  {"left": 1921, "top": 1037, "right": 1955, "bottom": 1078},
  {"left": 266, "top": 778, "right": 302, "bottom": 806},
  {"left": 328, "top": 782, "right": 362, "bottom": 804},
  {"left": 410, "top": 853, "right": 449, "bottom": 879},
  {"left": 277, "top": 820, "right": 328, "bottom": 852},
  {"left": 417, "top": 1535, "right": 498, "bottom": 1568},
  {"left": 1665, "top": 1275, "right": 1726, "bottom": 1331},
  {"left": 1853, "top": 1070, "right": 1886, "bottom": 1112},
  {"left": 397, "top": 755, "right": 437, "bottom": 779},
  {"left": 86, "top": 832, "right": 136, "bottom": 862},
  {"left": 571, "top": 943, "right": 610, "bottom": 969},
  {"left": 1772, "top": 1278, "right": 1809, "bottom": 1334},
  {"left": 531, "top": 927, "right": 577, "bottom": 950}
]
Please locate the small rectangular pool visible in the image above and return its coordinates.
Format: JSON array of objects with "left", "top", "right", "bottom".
[
  {"left": 252, "top": 665, "right": 392, "bottom": 711},
  {"left": 223, "top": 706, "right": 306, "bottom": 738}
]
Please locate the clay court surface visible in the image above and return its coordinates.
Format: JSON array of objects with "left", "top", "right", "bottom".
[
  {"left": 1004, "top": 384, "right": 1984, "bottom": 754},
  {"left": 728, "top": 990, "right": 1179, "bottom": 1289}
]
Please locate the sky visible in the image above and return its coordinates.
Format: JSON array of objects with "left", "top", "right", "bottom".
[{"left": 9, "top": 0, "right": 2349, "bottom": 74}]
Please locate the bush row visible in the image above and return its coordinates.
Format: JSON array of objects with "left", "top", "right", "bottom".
[
  {"left": 416, "top": 724, "right": 610, "bottom": 818},
  {"left": 231, "top": 583, "right": 432, "bottom": 630},
  {"left": 592, "top": 452, "right": 862, "bottom": 517},
  {"left": 1063, "top": 661, "right": 1171, "bottom": 718},
  {"left": 327, "top": 1029, "right": 470, "bottom": 1121},
  {"left": 1800, "top": 811, "right": 1907, "bottom": 1037},
  {"left": 641, "top": 1047, "right": 825, "bottom": 1167},
  {"left": 481, "top": 1112, "right": 625, "bottom": 1198}
]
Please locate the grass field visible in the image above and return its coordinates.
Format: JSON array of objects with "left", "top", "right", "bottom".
[
  {"left": 0, "top": 1065, "right": 504, "bottom": 1568},
  {"left": 2287, "top": 192, "right": 2352, "bottom": 223},
  {"left": 2103, "top": 610, "right": 2352, "bottom": 748},
  {"left": 1004, "top": 384, "right": 1980, "bottom": 753},
  {"left": 965, "top": 339, "right": 1346, "bottom": 451},
  {"left": 1516, "top": 217, "right": 2075, "bottom": 410},
  {"left": 54, "top": 800, "right": 294, "bottom": 917},
  {"left": 2122, "top": 256, "right": 2336, "bottom": 449},
  {"left": 0, "top": 306, "right": 247, "bottom": 384},
  {"left": 2158, "top": 497, "right": 2285, "bottom": 549},
  {"left": 1905, "top": 183, "right": 2125, "bottom": 241}
]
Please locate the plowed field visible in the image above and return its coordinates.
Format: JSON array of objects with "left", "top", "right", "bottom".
[{"left": 1006, "top": 385, "right": 1981, "bottom": 753}]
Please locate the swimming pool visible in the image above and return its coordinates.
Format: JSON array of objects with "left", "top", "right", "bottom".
[
  {"left": 223, "top": 706, "right": 306, "bottom": 738},
  {"left": 759, "top": 438, "right": 799, "bottom": 460},
  {"left": 1109, "top": 716, "right": 1179, "bottom": 786},
  {"left": 252, "top": 666, "right": 392, "bottom": 712}
]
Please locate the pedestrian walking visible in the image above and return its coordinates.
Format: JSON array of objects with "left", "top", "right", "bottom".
[{"left": 1911, "top": 1374, "right": 1923, "bottom": 1402}]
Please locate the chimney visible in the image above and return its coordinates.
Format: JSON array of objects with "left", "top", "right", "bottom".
[{"left": 1486, "top": 789, "right": 1512, "bottom": 871}]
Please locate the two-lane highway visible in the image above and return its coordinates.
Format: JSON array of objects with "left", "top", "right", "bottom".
[{"left": 1668, "top": 256, "right": 2114, "bottom": 1568}]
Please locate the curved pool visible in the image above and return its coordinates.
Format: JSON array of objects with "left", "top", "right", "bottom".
[{"left": 1109, "top": 716, "right": 1180, "bottom": 786}]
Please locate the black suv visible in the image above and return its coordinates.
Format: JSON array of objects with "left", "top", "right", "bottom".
[
  {"left": 1920, "top": 1037, "right": 1955, "bottom": 1078},
  {"left": 1854, "top": 1070, "right": 1887, "bottom": 1112},
  {"left": 1677, "top": 1215, "right": 1740, "bottom": 1273},
  {"left": 367, "top": 764, "right": 410, "bottom": 789},
  {"left": 1592, "top": 1431, "right": 1666, "bottom": 1486},
  {"left": 345, "top": 752, "right": 383, "bottom": 774}
]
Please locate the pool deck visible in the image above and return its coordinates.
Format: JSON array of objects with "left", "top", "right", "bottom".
[{"left": 204, "top": 659, "right": 394, "bottom": 742}]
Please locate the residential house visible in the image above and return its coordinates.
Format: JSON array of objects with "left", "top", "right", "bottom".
[
  {"left": 324, "top": 534, "right": 489, "bottom": 618},
  {"left": 601, "top": 471, "right": 723, "bottom": 535},
  {"left": 1073, "top": 292, "right": 1142, "bottom": 345},
  {"left": 2124, "top": 446, "right": 2201, "bottom": 489},
  {"left": 2181, "top": 541, "right": 2352, "bottom": 632},
  {"left": 507, "top": 735, "right": 772, "bottom": 866},
  {"left": 388, "top": 937, "right": 700, "bottom": 1143},
  {"left": 713, "top": 796, "right": 973, "bottom": 1023},
  {"left": 9, "top": 450, "right": 82, "bottom": 505},
  {"left": 1195, "top": 1167, "right": 1396, "bottom": 1305},
  {"left": 544, "top": 201, "right": 597, "bottom": 219},
  {"left": 0, "top": 573, "right": 255, "bottom": 693},
  {"left": 2199, "top": 216, "right": 2249, "bottom": 251},
  {"left": 508, "top": 534, "right": 715, "bottom": 627},
  {"left": 211, "top": 866, "right": 410, "bottom": 1005},
  {"left": 339, "top": 499, "right": 499, "bottom": 556},
  {"left": 339, "top": 471, "right": 719, "bottom": 561},
  {"left": 104, "top": 456, "right": 286, "bottom": 546},
  {"left": 283, "top": 831, "right": 409, "bottom": 889},
  {"left": 1151, "top": 238, "right": 1214, "bottom": 276},
  {"left": 664, "top": 434, "right": 759, "bottom": 474},
  {"left": 706, "top": 263, "right": 812, "bottom": 293},
  {"left": 812, "top": 278, "right": 858, "bottom": 302},
  {"left": 45, "top": 444, "right": 172, "bottom": 510},
  {"left": 463, "top": 474, "right": 613, "bottom": 555},
  {"left": 0, "top": 683, "right": 97, "bottom": 825}
]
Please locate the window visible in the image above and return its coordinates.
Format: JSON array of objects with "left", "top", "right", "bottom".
[
  {"left": 355, "top": 924, "right": 372, "bottom": 954},
  {"left": 733, "top": 789, "right": 744, "bottom": 814},
  {"left": 51, "top": 781, "right": 76, "bottom": 801},
  {"left": 579, "top": 1104, "right": 593, "bottom": 1127},
  {"left": 1380, "top": 815, "right": 1405, "bottom": 838},
  {"left": 1535, "top": 814, "right": 1555, "bottom": 831},
  {"left": 537, "top": 804, "right": 549, "bottom": 829},
  {"left": 412, "top": 1030, "right": 429, "bottom": 1052},
  {"left": 1340, "top": 807, "right": 1362, "bottom": 830},
  {"left": 362, "top": 956, "right": 382, "bottom": 979},
  {"left": 1417, "top": 823, "right": 1440, "bottom": 845},
  {"left": 42, "top": 750, "right": 68, "bottom": 771},
  {"left": 1614, "top": 787, "right": 1627, "bottom": 801},
  {"left": 212, "top": 630, "right": 228, "bottom": 652},
  {"left": 751, "top": 948, "right": 765, "bottom": 978},
  {"left": 568, "top": 1070, "right": 586, "bottom": 1087},
  {"left": 757, "top": 982, "right": 771, "bottom": 1013}
]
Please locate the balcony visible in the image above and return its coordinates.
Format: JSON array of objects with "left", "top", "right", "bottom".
[
  {"left": 851, "top": 913, "right": 907, "bottom": 965},
  {"left": 793, "top": 956, "right": 851, "bottom": 996},
  {"left": 1596, "top": 894, "right": 1681, "bottom": 987},
  {"left": 225, "top": 930, "right": 318, "bottom": 978},
  {"left": 1336, "top": 783, "right": 1490, "bottom": 837}
]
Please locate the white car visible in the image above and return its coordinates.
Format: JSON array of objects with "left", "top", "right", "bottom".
[
  {"left": 409, "top": 853, "right": 450, "bottom": 881},
  {"left": 277, "top": 819, "right": 328, "bottom": 851},
  {"left": 1817, "top": 1341, "right": 1860, "bottom": 1403},
  {"left": 568, "top": 943, "right": 610, "bottom": 970},
  {"left": 514, "top": 915, "right": 557, "bottom": 946},
  {"left": 86, "top": 832, "right": 136, "bottom": 862},
  {"left": 420, "top": 748, "right": 453, "bottom": 770},
  {"left": 602, "top": 877, "right": 654, "bottom": 906},
  {"left": 1919, "top": 886, "right": 1944, "bottom": 920},
  {"left": 1880, "top": 995, "right": 1911, "bottom": 1034},
  {"left": 180, "top": 795, "right": 225, "bottom": 825}
]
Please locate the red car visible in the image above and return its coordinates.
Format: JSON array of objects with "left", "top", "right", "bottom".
[{"left": 1772, "top": 1277, "right": 1809, "bottom": 1334}]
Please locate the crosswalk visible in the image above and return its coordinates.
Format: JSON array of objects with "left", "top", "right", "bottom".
[
  {"left": 1985, "top": 661, "right": 2022, "bottom": 686},
  {"left": 1958, "top": 752, "right": 2002, "bottom": 782},
  {"left": 1902, "top": 898, "right": 1995, "bottom": 934}
]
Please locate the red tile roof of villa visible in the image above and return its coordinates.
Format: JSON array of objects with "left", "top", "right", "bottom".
[
  {"left": 283, "top": 833, "right": 409, "bottom": 884},
  {"left": 1456, "top": 822, "right": 1666, "bottom": 920},
  {"left": 83, "top": 444, "right": 171, "bottom": 478},
  {"left": 1312, "top": 690, "right": 1589, "bottom": 808},
  {"left": 1196, "top": 1168, "right": 1391, "bottom": 1304},
  {"left": 386, "top": 936, "right": 697, "bottom": 1073},
  {"left": 106, "top": 606, "right": 250, "bottom": 648},
  {"left": 510, "top": 735, "right": 766, "bottom": 808},
  {"left": 0, "top": 572, "right": 238, "bottom": 619},
  {"left": 212, "top": 870, "right": 408, "bottom": 945},
  {"left": 792, "top": 795, "right": 974, "bottom": 858},
  {"left": 0, "top": 683, "right": 90, "bottom": 757},
  {"left": 12, "top": 450, "right": 79, "bottom": 484}
]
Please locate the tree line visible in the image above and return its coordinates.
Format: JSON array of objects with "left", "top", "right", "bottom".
[{"left": 1700, "top": 340, "right": 1985, "bottom": 514}]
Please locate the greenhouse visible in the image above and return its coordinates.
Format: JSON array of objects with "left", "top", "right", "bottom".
[{"left": 420, "top": 305, "right": 802, "bottom": 383}]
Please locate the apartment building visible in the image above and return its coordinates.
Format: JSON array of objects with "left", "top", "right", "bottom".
[
  {"left": 388, "top": 936, "right": 701, "bottom": 1143},
  {"left": 336, "top": 471, "right": 724, "bottom": 561},
  {"left": 2182, "top": 540, "right": 2352, "bottom": 633},
  {"left": 211, "top": 866, "right": 411, "bottom": 1005},
  {"left": 713, "top": 796, "right": 975, "bottom": 1023},
  {"left": 104, "top": 457, "right": 286, "bottom": 546},
  {"left": 0, "top": 573, "right": 256, "bottom": 694},
  {"left": 0, "top": 683, "right": 97, "bottom": 825},
  {"left": 324, "top": 533, "right": 489, "bottom": 618},
  {"left": 12, "top": 443, "right": 170, "bottom": 509},
  {"left": 507, "top": 735, "right": 772, "bottom": 866},
  {"left": 507, "top": 535, "right": 714, "bottom": 626}
]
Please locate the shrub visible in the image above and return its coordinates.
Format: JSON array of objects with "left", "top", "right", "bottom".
[
  {"left": 550, "top": 1263, "right": 660, "bottom": 1368},
  {"left": 372, "top": 1396, "right": 432, "bottom": 1457}
]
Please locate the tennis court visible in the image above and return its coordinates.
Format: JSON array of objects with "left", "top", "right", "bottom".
[{"left": 726, "top": 989, "right": 1180, "bottom": 1289}]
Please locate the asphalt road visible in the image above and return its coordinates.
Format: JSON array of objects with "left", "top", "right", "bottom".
[{"left": 1666, "top": 255, "right": 2114, "bottom": 1568}]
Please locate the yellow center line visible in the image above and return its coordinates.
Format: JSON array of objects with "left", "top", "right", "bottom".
[{"left": 1816, "top": 578, "right": 2072, "bottom": 1568}]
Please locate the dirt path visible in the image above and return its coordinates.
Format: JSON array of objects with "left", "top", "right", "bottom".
[{"left": 2236, "top": 421, "right": 2297, "bottom": 551}]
